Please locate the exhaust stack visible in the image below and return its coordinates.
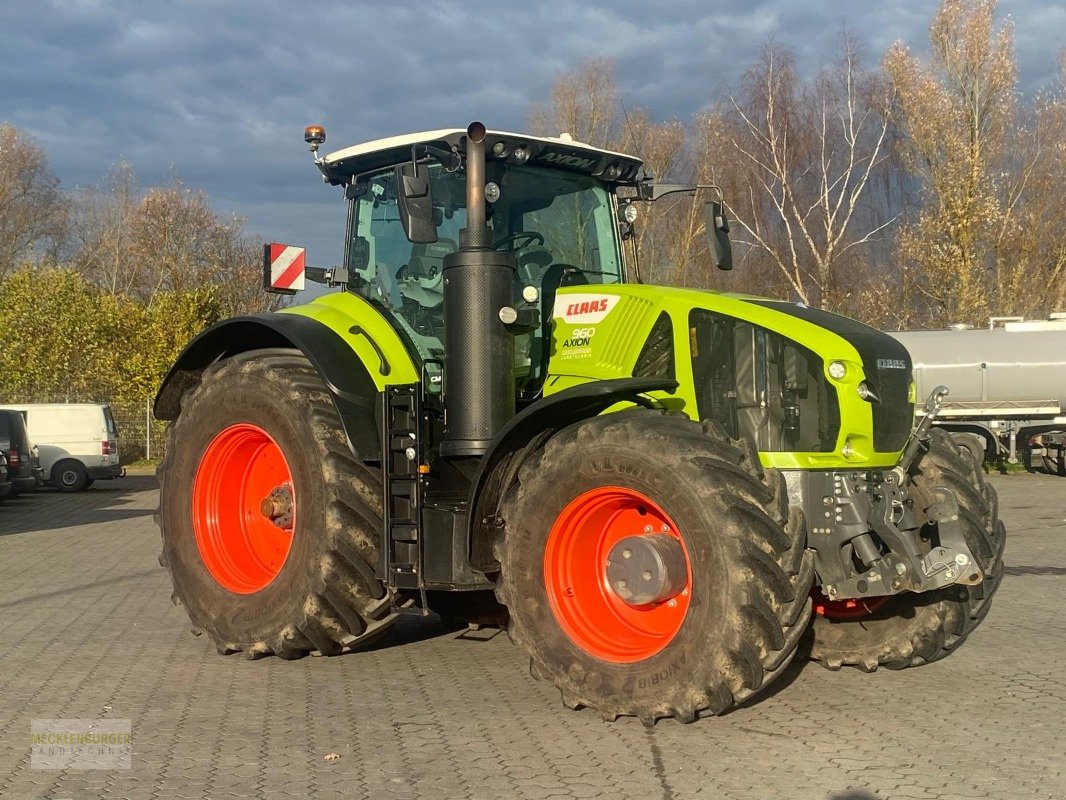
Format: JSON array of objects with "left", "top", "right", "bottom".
[{"left": 439, "top": 122, "right": 516, "bottom": 457}]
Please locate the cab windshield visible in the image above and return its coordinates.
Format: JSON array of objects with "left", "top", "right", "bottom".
[{"left": 345, "top": 163, "right": 623, "bottom": 385}]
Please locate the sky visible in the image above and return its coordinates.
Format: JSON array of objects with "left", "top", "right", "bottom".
[{"left": 2, "top": 0, "right": 1063, "bottom": 269}]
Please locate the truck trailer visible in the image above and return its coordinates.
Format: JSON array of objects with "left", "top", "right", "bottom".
[{"left": 889, "top": 314, "right": 1066, "bottom": 474}]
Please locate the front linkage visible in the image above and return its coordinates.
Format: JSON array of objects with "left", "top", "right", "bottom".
[{"left": 790, "top": 386, "right": 983, "bottom": 603}]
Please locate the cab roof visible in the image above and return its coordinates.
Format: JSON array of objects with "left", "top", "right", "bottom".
[{"left": 319, "top": 128, "right": 644, "bottom": 186}]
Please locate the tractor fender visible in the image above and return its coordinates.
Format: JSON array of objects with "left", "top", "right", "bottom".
[
  {"left": 466, "top": 376, "right": 678, "bottom": 571},
  {"left": 153, "top": 314, "right": 381, "bottom": 459}
]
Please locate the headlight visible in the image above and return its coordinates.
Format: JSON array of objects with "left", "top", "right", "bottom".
[
  {"left": 828, "top": 360, "right": 847, "bottom": 380},
  {"left": 623, "top": 203, "right": 639, "bottom": 224}
]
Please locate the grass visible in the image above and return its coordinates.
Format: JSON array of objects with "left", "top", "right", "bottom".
[{"left": 123, "top": 458, "right": 160, "bottom": 474}]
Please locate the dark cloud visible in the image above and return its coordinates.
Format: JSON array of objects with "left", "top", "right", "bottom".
[{"left": 1, "top": 0, "right": 1060, "bottom": 267}]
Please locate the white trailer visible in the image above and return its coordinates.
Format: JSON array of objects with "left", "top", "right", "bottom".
[
  {"left": 889, "top": 314, "right": 1066, "bottom": 474},
  {"left": 0, "top": 403, "right": 124, "bottom": 491}
]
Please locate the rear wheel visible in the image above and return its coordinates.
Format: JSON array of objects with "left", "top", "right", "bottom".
[
  {"left": 52, "top": 460, "right": 89, "bottom": 492},
  {"left": 807, "top": 428, "right": 1004, "bottom": 670},
  {"left": 494, "top": 410, "right": 813, "bottom": 723},
  {"left": 157, "top": 350, "right": 394, "bottom": 659}
]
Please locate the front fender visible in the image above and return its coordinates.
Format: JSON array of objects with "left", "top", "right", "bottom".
[
  {"left": 466, "top": 376, "right": 678, "bottom": 570},
  {"left": 154, "top": 310, "right": 415, "bottom": 460}
]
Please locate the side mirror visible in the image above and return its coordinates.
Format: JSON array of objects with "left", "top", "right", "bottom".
[
  {"left": 704, "top": 201, "right": 733, "bottom": 271},
  {"left": 394, "top": 163, "right": 438, "bottom": 244}
]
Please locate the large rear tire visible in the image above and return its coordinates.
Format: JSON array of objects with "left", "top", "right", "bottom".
[
  {"left": 807, "top": 428, "right": 1004, "bottom": 670},
  {"left": 494, "top": 410, "right": 814, "bottom": 724},
  {"left": 157, "top": 350, "right": 394, "bottom": 659}
]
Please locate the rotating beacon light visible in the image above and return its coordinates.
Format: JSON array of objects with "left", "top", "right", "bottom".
[{"left": 304, "top": 125, "right": 326, "bottom": 163}]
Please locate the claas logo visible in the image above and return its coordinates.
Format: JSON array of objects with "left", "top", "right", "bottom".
[{"left": 565, "top": 299, "right": 609, "bottom": 316}]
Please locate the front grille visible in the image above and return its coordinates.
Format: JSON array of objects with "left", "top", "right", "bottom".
[{"left": 868, "top": 356, "right": 913, "bottom": 452}]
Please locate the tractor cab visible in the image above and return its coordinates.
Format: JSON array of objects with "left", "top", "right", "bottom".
[{"left": 315, "top": 127, "right": 646, "bottom": 398}]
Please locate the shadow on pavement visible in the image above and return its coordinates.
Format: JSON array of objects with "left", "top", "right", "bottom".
[
  {"left": 1003, "top": 564, "right": 1066, "bottom": 576},
  {"left": 0, "top": 475, "right": 157, "bottom": 536},
  {"left": 0, "top": 567, "right": 160, "bottom": 609}
]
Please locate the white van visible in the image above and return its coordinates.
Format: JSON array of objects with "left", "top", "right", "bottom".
[{"left": 0, "top": 404, "right": 123, "bottom": 492}]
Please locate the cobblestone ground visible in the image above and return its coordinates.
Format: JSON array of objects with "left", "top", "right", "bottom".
[{"left": 0, "top": 473, "right": 1063, "bottom": 800}]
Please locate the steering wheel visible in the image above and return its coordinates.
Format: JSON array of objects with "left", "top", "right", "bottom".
[{"left": 494, "top": 231, "right": 545, "bottom": 253}]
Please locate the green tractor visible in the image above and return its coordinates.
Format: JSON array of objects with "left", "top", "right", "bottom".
[{"left": 155, "top": 121, "right": 1004, "bottom": 723}]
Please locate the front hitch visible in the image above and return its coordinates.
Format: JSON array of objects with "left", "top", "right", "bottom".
[
  {"left": 801, "top": 464, "right": 982, "bottom": 603},
  {"left": 896, "top": 384, "right": 949, "bottom": 474}
]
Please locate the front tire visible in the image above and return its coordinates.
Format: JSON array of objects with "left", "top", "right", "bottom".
[
  {"left": 951, "top": 432, "right": 986, "bottom": 471},
  {"left": 807, "top": 428, "right": 1005, "bottom": 670},
  {"left": 157, "top": 350, "right": 394, "bottom": 659},
  {"left": 494, "top": 410, "right": 814, "bottom": 723}
]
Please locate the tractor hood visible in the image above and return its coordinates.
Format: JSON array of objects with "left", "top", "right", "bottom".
[{"left": 544, "top": 284, "right": 914, "bottom": 470}]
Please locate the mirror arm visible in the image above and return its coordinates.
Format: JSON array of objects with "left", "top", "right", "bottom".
[
  {"left": 416, "top": 144, "right": 462, "bottom": 172},
  {"left": 409, "top": 144, "right": 462, "bottom": 174},
  {"left": 636, "top": 181, "right": 725, "bottom": 202}
]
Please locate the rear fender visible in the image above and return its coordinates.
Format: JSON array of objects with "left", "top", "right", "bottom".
[{"left": 154, "top": 313, "right": 403, "bottom": 459}]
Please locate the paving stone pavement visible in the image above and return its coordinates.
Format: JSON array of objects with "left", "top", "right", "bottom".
[{"left": 0, "top": 473, "right": 1063, "bottom": 800}]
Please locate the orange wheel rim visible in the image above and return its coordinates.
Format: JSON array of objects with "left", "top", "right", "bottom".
[
  {"left": 192, "top": 423, "right": 295, "bottom": 594},
  {"left": 543, "top": 486, "right": 691, "bottom": 663}
]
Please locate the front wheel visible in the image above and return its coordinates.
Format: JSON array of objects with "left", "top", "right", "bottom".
[
  {"left": 157, "top": 351, "right": 394, "bottom": 659},
  {"left": 494, "top": 410, "right": 814, "bottom": 724},
  {"left": 951, "top": 432, "right": 986, "bottom": 470}
]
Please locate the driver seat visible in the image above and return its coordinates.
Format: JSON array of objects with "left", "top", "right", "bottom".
[{"left": 407, "top": 238, "right": 457, "bottom": 280}]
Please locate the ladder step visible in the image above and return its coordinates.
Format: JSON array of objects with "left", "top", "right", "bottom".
[{"left": 381, "top": 384, "right": 426, "bottom": 594}]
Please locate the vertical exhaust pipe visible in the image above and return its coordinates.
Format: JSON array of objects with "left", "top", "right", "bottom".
[
  {"left": 439, "top": 122, "right": 516, "bottom": 457},
  {"left": 464, "top": 121, "right": 487, "bottom": 239}
]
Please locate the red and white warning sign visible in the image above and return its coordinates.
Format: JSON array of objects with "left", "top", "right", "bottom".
[{"left": 263, "top": 243, "right": 306, "bottom": 293}]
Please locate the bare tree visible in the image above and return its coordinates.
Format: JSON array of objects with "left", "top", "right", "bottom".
[
  {"left": 615, "top": 110, "right": 698, "bottom": 284},
  {"left": 71, "top": 165, "right": 278, "bottom": 313},
  {"left": 885, "top": 0, "right": 1019, "bottom": 325},
  {"left": 528, "top": 59, "right": 620, "bottom": 147},
  {"left": 71, "top": 162, "right": 139, "bottom": 295},
  {"left": 717, "top": 35, "right": 896, "bottom": 309},
  {"left": 0, "top": 123, "right": 66, "bottom": 280}
]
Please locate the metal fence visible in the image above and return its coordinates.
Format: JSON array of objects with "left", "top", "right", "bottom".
[{"left": 110, "top": 397, "right": 168, "bottom": 463}]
